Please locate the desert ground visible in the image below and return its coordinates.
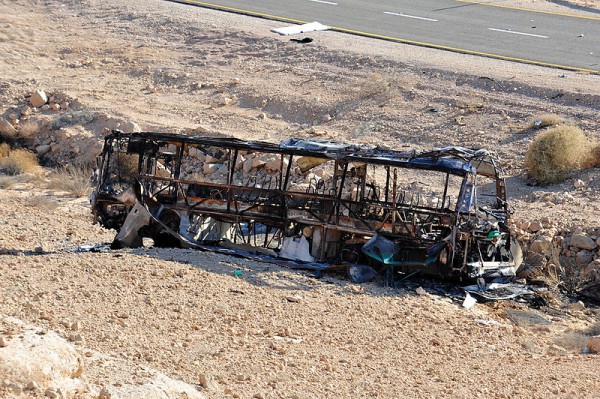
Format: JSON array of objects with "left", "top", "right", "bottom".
[{"left": 0, "top": 0, "right": 599, "bottom": 398}]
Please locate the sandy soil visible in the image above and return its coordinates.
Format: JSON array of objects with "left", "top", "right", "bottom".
[{"left": 1, "top": 0, "right": 599, "bottom": 398}]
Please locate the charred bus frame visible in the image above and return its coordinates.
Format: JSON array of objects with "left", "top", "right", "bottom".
[{"left": 92, "top": 131, "right": 522, "bottom": 281}]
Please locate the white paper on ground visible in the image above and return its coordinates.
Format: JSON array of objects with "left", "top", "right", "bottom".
[
  {"left": 473, "top": 318, "right": 501, "bottom": 326},
  {"left": 462, "top": 292, "right": 477, "bottom": 309},
  {"left": 271, "top": 21, "right": 330, "bottom": 36}
]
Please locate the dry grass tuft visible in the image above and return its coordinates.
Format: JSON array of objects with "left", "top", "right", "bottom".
[
  {"left": 359, "top": 71, "right": 411, "bottom": 102},
  {"left": 0, "top": 174, "right": 15, "bottom": 188},
  {"left": 0, "top": 148, "right": 40, "bottom": 175},
  {"left": 0, "top": 173, "right": 40, "bottom": 189},
  {"left": 588, "top": 319, "right": 600, "bottom": 336},
  {"left": 524, "top": 125, "right": 591, "bottom": 185},
  {"left": 530, "top": 113, "right": 564, "bottom": 129},
  {"left": 0, "top": 142, "right": 10, "bottom": 159},
  {"left": 47, "top": 166, "right": 94, "bottom": 197}
]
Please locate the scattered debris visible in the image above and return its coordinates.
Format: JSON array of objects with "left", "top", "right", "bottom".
[
  {"left": 290, "top": 37, "right": 313, "bottom": 44},
  {"left": 347, "top": 263, "right": 378, "bottom": 283},
  {"left": 503, "top": 309, "right": 551, "bottom": 326},
  {"left": 463, "top": 282, "right": 534, "bottom": 301}
]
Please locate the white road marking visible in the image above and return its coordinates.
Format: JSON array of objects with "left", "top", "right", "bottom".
[
  {"left": 488, "top": 28, "right": 548, "bottom": 38},
  {"left": 309, "top": 0, "right": 338, "bottom": 5},
  {"left": 383, "top": 11, "right": 438, "bottom": 22}
]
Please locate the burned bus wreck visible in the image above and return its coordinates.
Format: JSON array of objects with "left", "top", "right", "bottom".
[{"left": 91, "top": 131, "right": 522, "bottom": 281}]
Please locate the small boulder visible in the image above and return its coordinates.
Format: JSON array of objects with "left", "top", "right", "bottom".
[
  {"left": 242, "top": 158, "right": 253, "bottom": 174},
  {"left": 583, "top": 260, "right": 600, "bottom": 282},
  {"left": 587, "top": 337, "right": 600, "bottom": 354},
  {"left": 20, "top": 106, "right": 32, "bottom": 116},
  {"left": 576, "top": 250, "right": 593, "bottom": 267},
  {"left": 121, "top": 121, "right": 141, "bottom": 133},
  {"left": 98, "top": 387, "right": 112, "bottom": 399},
  {"left": 205, "top": 154, "right": 220, "bottom": 163},
  {"left": 0, "top": 117, "right": 17, "bottom": 139},
  {"left": 570, "top": 234, "right": 596, "bottom": 251},
  {"left": 203, "top": 163, "right": 219, "bottom": 174},
  {"left": 518, "top": 220, "right": 531, "bottom": 231},
  {"left": 252, "top": 157, "right": 266, "bottom": 169},
  {"left": 198, "top": 372, "right": 218, "bottom": 391},
  {"left": 567, "top": 301, "right": 585, "bottom": 312},
  {"left": 35, "top": 145, "right": 51, "bottom": 155},
  {"left": 265, "top": 157, "right": 285, "bottom": 172},
  {"left": 529, "top": 236, "right": 553, "bottom": 256},
  {"left": 529, "top": 220, "right": 543, "bottom": 232},
  {"left": 29, "top": 90, "right": 48, "bottom": 108}
]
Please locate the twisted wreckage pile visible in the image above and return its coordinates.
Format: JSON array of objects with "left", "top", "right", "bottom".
[{"left": 91, "top": 130, "right": 522, "bottom": 284}]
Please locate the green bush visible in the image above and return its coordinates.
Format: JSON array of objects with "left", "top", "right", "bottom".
[{"left": 524, "top": 125, "right": 591, "bottom": 185}]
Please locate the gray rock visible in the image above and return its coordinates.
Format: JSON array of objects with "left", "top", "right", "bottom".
[
  {"left": 576, "top": 250, "right": 593, "bottom": 267},
  {"left": 35, "top": 145, "right": 51, "bottom": 155}
]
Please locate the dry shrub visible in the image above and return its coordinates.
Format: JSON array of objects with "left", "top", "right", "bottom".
[
  {"left": 0, "top": 148, "right": 40, "bottom": 175},
  {"left": 109, "top": 152, "right": 139, "bottom": 181},
  {"left": 555, "top": 332, "right": 589, "bottom": 352},
  {"left": 17, "top": 120, "right": 41, "bottom": 140},
  {"left": 47, "top": 166, "right": 94, "bottom": 197},
  {"left": 0, "top": 142, "right": 9, "bottom": 159},
  {"left": 530, "top": 113, "right": 564, "bottom": 129},
  {"left": 524, "top": 125, "right": 591, "bottom": 184},
  {"left": 359, "top": 71, "right": 409, "bottom": 102},
  {"left": 585, "top": 143, "right": 600, "bottom": 168},
  {"left": 557, "top": 254, "right": 593, "bottom": 297}
]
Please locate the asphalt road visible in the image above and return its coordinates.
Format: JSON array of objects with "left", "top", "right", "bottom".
[{"left": 167, "top": 0, "right": 600, "bottom": 73}]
